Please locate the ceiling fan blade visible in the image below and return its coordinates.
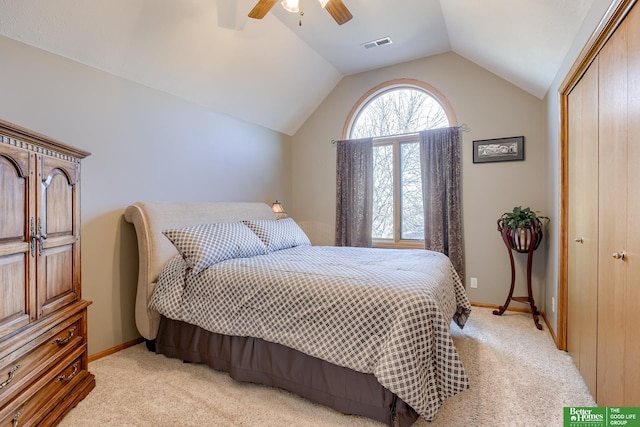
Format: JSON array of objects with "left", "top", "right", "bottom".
[
  {"left": 248, "top": 0, "right": 279, "bottom": 19},
  {"left": 324, "top": 0, "right": 353, "bottom": 25}
]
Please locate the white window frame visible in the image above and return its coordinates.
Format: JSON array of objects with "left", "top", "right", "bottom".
[{"left": 371, "top": 133, "right": 424, "bottom": 249}]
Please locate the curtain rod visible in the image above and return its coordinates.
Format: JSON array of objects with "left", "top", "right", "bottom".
[{"left": 331, "top": 123, "right": 470, "bottom": 144}]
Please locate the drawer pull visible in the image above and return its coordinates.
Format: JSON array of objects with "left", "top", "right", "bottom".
[
  {"left": 0, "top": 365, "right": 20, "bottom": 390},
  {"left": 57, "top": 363, "right": 79, "bottom": 383},
  {"left": 12, "top": 411, "right": 21, "bottom": 427},
  {"left": 52, "top": 326, "right": 77, "bottom": 346}
]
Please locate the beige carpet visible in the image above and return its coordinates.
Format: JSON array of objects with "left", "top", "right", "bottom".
[{"left": 59, "top": 307, "right": 595, "bottom": 426}]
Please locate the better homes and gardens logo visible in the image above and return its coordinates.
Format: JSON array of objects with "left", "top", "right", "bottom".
[{"left": 565, "top": 407, "right": 640, "bottom": 427}]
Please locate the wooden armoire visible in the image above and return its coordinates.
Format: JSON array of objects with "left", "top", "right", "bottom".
[
  {"left": 0, "top": 119, "right": 95, "bottom": 425},
  {"left": 562, "top": 0, "right": 639, "bottom": 406}
]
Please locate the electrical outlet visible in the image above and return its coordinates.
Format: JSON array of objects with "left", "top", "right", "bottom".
[
  {"left": 471, "top": 277, "right": 478, "bottom": 289},
  {"left": 552, "top": 297, "right": 556, "bottom": 313}
]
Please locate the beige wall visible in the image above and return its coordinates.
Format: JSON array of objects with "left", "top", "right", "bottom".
[
  {"left": 0, "top": 36, "right": 292, "bottom": 355},
  {"left": 291, "top": 52, "right": 549, "bottom": 310},
  {"left": 543, "top": 0, "right": 613, "bottom": 334}
]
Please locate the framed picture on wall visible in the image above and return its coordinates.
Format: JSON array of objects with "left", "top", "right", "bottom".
[{"left": 473, "top": 136, "right": 525, "bottom": 163}]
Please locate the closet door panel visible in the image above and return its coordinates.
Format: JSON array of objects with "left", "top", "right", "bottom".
[
  {"left": 566, "top": 80, "right": 581, "bottom": 369},
  {"left": 624, "top": 2, "right": 640, "bottom": 406},
  {"left": 597, "top": 20, "right": 628, "bottom": 407},
  {"left": 567, "top": 58, "right": 599, "bottom": 398}
]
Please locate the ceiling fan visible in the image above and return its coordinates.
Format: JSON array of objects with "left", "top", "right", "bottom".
[{"left": 248, "top": 0, "right": 353, "bottom": 25}]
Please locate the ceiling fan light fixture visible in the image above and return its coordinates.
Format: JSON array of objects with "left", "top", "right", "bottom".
[
  {"left": 249, "top": 0, "right": 352, "bottom": 25},
  {"left": 281, "top": 0, "right": 300, "bottom": 13}
]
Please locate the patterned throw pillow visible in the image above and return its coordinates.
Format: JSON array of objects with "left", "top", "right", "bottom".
[
  {"left": 243, "top": 218, "right": 311, "bottom": 252},
  {"left": 163, "top": 222, "right": 268, "bottom": 274}
]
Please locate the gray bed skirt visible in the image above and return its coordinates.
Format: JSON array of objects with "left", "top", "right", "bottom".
[{"left": 155, "top": 316, "right": 419, "bottom": 426}]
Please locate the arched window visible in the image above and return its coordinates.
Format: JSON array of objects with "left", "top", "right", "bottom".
[
  {"left": 349, "top": 86, "right": 450, "bottom": 138},
  {"left": 345, "top": 80, "right": 456, "bottom": 246}
]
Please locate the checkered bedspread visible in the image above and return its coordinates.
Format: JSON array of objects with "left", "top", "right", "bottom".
[{"left": 150, "top": 245, "right": 471, "bottom": 420}]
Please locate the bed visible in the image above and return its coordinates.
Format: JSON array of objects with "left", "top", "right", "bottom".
[{"left": 123, "top": 201, "right": 471, "bottom": 426}]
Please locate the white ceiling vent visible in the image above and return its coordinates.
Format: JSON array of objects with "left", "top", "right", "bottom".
[{"left": 362, "top": 37, "right": 393, "bottom": 50}]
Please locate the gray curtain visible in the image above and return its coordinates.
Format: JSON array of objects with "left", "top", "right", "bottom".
[
  {"left": 420, "top": 127, "right": 465, "bottom": 282},
  {"left": 335, "top": 138, "right": 373, "bottom": 247}
]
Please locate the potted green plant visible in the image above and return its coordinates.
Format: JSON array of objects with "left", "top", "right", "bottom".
[{"left": 498, "top": 206, "right": 548, "bottom": 252}]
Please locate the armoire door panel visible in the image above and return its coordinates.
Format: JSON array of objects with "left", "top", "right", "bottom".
[
  {"left": 623, "top": 1, "right": 640, "bottom": 406},
  {"left": 37, "top": 243, "right": 77, "bottom": 319},
  {"left": 597, "top": 18, "right": 628, "bottom": 407},
  {"left": 0, "top": 144, "right": 36, "bottom": 339},
  {"left": 0, "top": 254, "right": 30, "bottom": 335},
  {"left": 0, "top": 147, "right": 30, "bottom": 245},
  {"left": 0, "top": 155, "right": 28, "bottom": 242},
  {"left": 35, "top": 155, "right": 79, "bottom": 319},
  {"left": 40, "top": 167, "right": 74, "bottom": 237},
  {"left": 0, "top": 144, "right": 30, "bottom": 173}
]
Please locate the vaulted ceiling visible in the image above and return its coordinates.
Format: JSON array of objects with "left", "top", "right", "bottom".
[{"left": 0, "top": 0, "right": 596, "bottom": 135}]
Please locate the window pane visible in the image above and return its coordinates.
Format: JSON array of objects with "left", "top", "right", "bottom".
[
  {"left": 351, "top": 88, "right": 449, "bottom": 139},
  {"left": 400, "top": 142, "right": 424, "bottom": 239},
  {"left": 373, "top": 144, "right": 393, "bottom": 239}
]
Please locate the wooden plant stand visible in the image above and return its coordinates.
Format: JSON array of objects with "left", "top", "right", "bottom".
[{"left": 493, "top": 219, "right": 543, "bottom": 330}]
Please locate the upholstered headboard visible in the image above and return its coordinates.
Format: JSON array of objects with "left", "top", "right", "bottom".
[{"left": 123, "top": 201, "right": 276, "bottom": 340}]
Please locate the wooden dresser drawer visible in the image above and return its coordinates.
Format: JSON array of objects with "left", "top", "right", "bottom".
[
  {"left": 0, "top": 349, "right": 87, "bottom": 427},
  {"left": 0, "top": 313, "right": 85, "bottom": 408}
]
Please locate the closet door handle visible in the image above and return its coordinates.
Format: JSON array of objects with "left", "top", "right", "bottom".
[
  {"left": 612, "top": 251, "right": 626, "bottom": 260},
  {"left": 574, "top": 237, "right": 584, "bottom": 243}
]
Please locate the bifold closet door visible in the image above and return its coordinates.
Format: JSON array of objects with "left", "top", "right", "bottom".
[
  {"left": 623, "top": 2, "right": 639, "bottom": 406},
  {"left": 597, "top": 5, "right": 640, "bottom": 406},
  {"left": 566, "top": 57, "right": 599, "bottom": 398},
  {"left": 597, "top": 10, "right": 627, "bottom": 407}
]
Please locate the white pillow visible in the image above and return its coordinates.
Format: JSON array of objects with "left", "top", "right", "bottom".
[
  {"left": 243, "top": 218, "right": 311, "bottom": 252},
  {"left": 163, "top": 222, "right": 267, "bottom": 274}
]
